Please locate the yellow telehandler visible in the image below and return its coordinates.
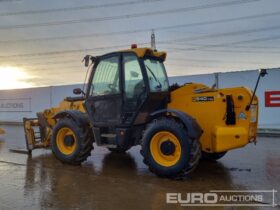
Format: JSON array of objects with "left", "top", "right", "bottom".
[{"left": 23, "top": 46, "right": 266, "bottom": 178}]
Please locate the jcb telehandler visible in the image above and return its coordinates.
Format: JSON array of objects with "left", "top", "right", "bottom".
[{"left": 23, "top": 46, "right": 265, "bottom": 178}]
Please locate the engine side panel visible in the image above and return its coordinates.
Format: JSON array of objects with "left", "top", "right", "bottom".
[{"left": 168, "top": 83, "right": 258, "bottom": 153}]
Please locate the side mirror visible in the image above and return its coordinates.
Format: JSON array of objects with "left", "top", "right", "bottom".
[
  {"left": 82, "top": 55, "right": 96, "bottom": 67},
  {"left": 83, "top": 55, "right": 90, "bottom": 67},
  {"left": 73, "top": 88, "right": 85, "bottom": 95}
]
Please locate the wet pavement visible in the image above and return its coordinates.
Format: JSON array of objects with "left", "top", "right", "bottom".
[{"left": 0, "top": 125, "right": 279, "bottom": 210}]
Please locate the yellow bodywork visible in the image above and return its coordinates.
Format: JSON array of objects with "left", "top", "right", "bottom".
[
  {"left": 24, "top": 99, "right": 85, "bottom": 151},
  {"left": 41, "top": 99, "right": 85, "bottom": 127},
  {"left": 0, "top": 128, "right": 5, "bottom": 135},
  {"left": 23, "top": 47, "right": 258, "bottom": 154},
  {"left": 120, "top": 47, "right": 166, "bottom": 61},
  {"left": 168, "top": 83, "right": 258, "bottom": 153},
  {"left": 24, "top": 83, "right": 258, "bottom": 154}
]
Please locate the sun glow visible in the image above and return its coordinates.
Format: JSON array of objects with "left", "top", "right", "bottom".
[{"left": 0, "top": 66, "right": 34, "bottom": 90}]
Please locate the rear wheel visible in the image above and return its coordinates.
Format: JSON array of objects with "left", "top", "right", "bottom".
[
  {"left": 141, "top": 118, "right": 201, "bottom": 178},
  {"left": 51, "top": 118, "right": 93, "bottom": 165},
  {"left": 202, "top": 151, "right": 227, "bottom": 161}
]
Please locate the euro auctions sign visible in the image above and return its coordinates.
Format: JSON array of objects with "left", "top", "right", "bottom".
[
  {"left": 265, "top": 91, "right": 280, "bottom": 107},
  {"left": 166, "top": 190, "right": 277, "bottom": 207},
  {"left": 0, "top": 98, "right": 31, "bottom": 112}
]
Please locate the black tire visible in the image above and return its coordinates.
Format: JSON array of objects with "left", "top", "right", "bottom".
[
  {"left": 107, "top": 146, "right": 130, "bottom": 153},
  {"left": 141, "top": 117, "right": 201, "bottom": 178},
  {"left": 202, "top": 151, "right": 227, "bottom": 161},
  {"left": 51, "top": 118, "right": 93, "bottom": 165}
]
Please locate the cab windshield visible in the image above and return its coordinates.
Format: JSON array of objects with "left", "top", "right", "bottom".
[{"left": 144, "top": 58, "right": 169, "bottom": 92}]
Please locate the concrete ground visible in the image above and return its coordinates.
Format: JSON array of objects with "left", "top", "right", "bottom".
[{"left": 0, "top": 125, "right": 279, "bottom": 210}]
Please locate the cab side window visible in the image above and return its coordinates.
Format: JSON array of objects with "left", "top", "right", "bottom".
[{"left": 90, "top": 56, "right": 120, "bottom": 96}]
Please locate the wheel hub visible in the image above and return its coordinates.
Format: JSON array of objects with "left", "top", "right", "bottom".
[
  {"left": 160, "top": 140, "right": 176, "bottom": 156},
  {"left": 150, "top": 131, "right": 181, "bottom": 167},
  {"left": 64, "top": 135, "right": 75, "bottom": 147},
  {"left": 56, "top": 127, "right": 77, "bottom": 155}
]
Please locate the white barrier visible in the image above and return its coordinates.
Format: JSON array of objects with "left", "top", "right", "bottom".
[
  {"left": 0, "top": 84, "right": 82, "bottom": 123},
  {"left": 0, "top": 69, "right": 279, "bottom": 129}
]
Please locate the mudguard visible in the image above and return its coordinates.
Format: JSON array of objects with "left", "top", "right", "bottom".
[
  {"left": 53, "top": 110, "right": 89, "bottom": 128},
  {"left": 150, "top": 109, "right": 203, "bottom": 139}
]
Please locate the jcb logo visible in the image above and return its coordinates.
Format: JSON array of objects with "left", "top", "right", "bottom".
[{"left": 192, "top": 96, "right": 214, "bottom": 102}]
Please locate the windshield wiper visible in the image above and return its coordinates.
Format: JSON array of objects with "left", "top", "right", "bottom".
[{"left": 145, "top": 65, "right": 162, "bottom": 89}]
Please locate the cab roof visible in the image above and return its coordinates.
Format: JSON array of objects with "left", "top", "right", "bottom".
[{"left": 120, "top": 47, "right": 167, "bottom": 61}]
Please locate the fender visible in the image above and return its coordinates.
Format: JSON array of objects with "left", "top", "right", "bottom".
[
  {"left": 150, "top": 109, "right": 203, "bottom": 139},
  {"left": 53, "top": 110, "right": 89, "bottom": 128}
]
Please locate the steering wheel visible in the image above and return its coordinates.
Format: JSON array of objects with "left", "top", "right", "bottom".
[{"left": 108, "top": 84, "right": 117, "bottom": 93}]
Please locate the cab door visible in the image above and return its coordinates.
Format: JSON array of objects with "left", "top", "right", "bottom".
[
  {"left": 121, "top": 53, "right": 147, "bottom": 125},
  {"left": 85, "top": 54, "right": 122, "bottom": 127}
]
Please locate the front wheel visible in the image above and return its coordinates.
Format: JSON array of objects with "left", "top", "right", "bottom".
[
  {"left": 141, "top": 118, "right": 201, "bottom": 178},
  {"left": 51, "top": 118, "right": 93, "bottom": 165}
]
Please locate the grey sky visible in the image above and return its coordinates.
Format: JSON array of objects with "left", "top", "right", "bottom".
[{"left": 0, "top": 0, "right": 279, "bottom": 88}]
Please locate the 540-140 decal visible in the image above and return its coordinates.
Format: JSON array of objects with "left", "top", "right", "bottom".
[{"left": 192, "top": 96, "right": 214, "bottom": 102}]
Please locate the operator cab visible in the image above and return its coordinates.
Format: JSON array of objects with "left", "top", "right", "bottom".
[
  {"left": 83, "top": 46, "right": 169, "bottom": 147},
  {"left": 85, "top": 47, "right": 169, "bottom": 125}
]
